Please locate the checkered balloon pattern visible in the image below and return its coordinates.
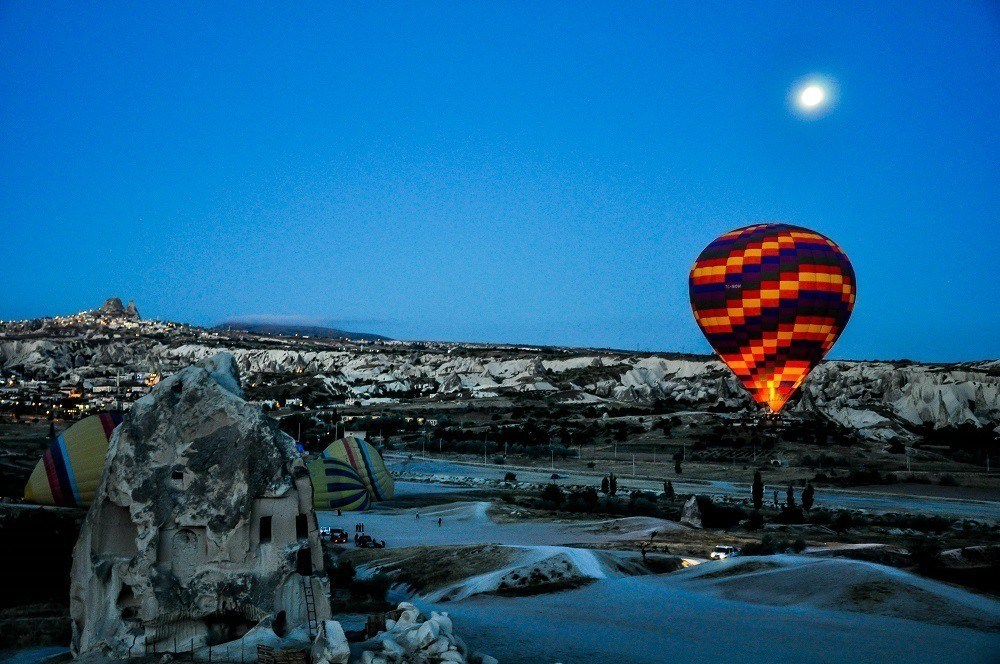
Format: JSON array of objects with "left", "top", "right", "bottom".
[{"left": 689, "top": 223, "right": 856, "bottom": 412}]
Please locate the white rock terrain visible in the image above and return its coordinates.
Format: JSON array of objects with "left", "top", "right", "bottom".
[{"left": 1, "top": 305, "right": 998, "bottom": 435}]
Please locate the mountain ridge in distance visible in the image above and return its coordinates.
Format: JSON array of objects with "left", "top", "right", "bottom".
[{"left": 214, "top": 319, "right": 391, "bottom": 341}]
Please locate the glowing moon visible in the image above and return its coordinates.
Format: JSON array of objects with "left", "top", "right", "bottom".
[
  {"left": 798, "top": 84, "right": 826, "bottom": 108},
  {"left": 790, "top": 76, "right": 837, "bottom": 118}
]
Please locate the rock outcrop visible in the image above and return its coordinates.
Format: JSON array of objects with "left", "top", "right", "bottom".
[
  {"left": 70, "top": 353, "right": 330, "bottom": 657},
  {"left": 680, "top": 496, "right": 704, "bottom": 529},
  {"left": 312, "top": 619, "right": 351, "bottom": 664},
  {"left": 359, "top": 602, "right": 495, "bottom": 664},
  {"left": 96, "top": 297, "right": 126, "bottom": 318}
]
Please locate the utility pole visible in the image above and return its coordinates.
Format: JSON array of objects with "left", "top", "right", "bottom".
[
  {"left": 632, "top": 454, "right": 636, "bottom": 477},
  {"left": 906, "top": 447, "right": 911, "bottom": 473}
]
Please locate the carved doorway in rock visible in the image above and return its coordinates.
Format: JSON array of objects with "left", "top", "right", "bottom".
[{"left": 172, "top": 528, "right": 199, "bottom": 580}]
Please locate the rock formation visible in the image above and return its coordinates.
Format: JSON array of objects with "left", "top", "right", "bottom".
[
  {"left": 95, "top": 297, "right": 126, "bottom": 318},
  {"left": 92, "top": 297, "right": 140, "bottom": 319},
  {"left": 680, "top": 496, "right": 704, "bottom": 529},
  {"left": 358, "top": 602, "right": 497, "bottom": 664},
  {"left": 70, "top": 353, "right": 330, "bottom": 657}
]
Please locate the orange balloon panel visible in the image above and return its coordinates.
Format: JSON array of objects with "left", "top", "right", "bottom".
[{"left": 689, "top": 224, "right": 856, "bottom": 412}]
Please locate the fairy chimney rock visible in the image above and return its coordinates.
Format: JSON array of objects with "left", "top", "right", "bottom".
[{"left": 70, "top": 352, "right": 330, "bottom": 657}]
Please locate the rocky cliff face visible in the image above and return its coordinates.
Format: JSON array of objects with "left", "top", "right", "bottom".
[{"left": 70, "top": 353, "right": 330, "bottom": 657}]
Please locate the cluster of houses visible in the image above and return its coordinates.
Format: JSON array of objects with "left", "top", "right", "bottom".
[{"left": 0, "top": 371, "right": 160, "bottom": 422}]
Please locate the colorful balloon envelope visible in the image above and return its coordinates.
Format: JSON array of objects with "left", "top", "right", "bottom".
[
  {"left": 689, "top": 223, "right": 856, "bottom": 412},
  {"left": 308, "top": 456, "right": 372, "bottom": 511},
  {"left": 319, "top": 436, "right": 394, "bottom": 503},
  {"left": 23, "top": 412, "right": 123, "bottom": 508}
]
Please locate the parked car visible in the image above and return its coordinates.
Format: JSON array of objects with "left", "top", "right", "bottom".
[
  {"left": 710, "top": 545, "right": 741, "bottom": 560},
  {"left": 355, "top": 534, "right": 386, "bottom": 549},
  {"left": 321, "top": 527, "right": 349, "bottom": 544}
]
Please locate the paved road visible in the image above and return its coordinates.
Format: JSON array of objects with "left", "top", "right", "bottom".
[{"left": 388, "top": 455, "right": 999, "bottom": 522}]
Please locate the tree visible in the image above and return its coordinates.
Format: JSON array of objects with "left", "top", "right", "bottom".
[
  {"left": 801, "top": 482, "right": 815, "bottom": 512},
  {"left": 674, "top": 458, "right": 682, "bottom": 474},
  {"left": 601, "top": 476, "right": 610, "bottom": 495},
  {"left": 752, "top": 471, "right": 764, "bottom": 510},
  {"left": 640, "top": 531, "right": 657, "bottom": 562},
  {"left": 786, "top": 484, "right": 796, "bottom": 508},
  {"left": 613, "top": 424, "right": 629, "bottom": 443},
  {"left": 663, "top": 480, "right": 675, "bottom": 499},
  {"left": 609, "top": 473, "right": 618, "bottom": 496}
]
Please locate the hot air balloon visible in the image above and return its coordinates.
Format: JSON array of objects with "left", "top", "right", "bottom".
[
  {"left": 689, "top": 223, "right": 856, "bottom": 413},
  {"left": 319, "top": 436, "right": 394, "bottom": 502},
  {"left": 308, "top": 457, "right": 372, "bottom": 511},
  {"left": 23, "top": 412, "right": 123, "bottom": 508}
]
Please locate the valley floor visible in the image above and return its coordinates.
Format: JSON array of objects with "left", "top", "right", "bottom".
[{"left": 317, "top": 476, "right": 1000, "bottom": 663}]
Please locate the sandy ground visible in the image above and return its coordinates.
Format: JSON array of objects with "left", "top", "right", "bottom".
[{"left": 424, "top": 572, "right": 999, "bottom": 664}]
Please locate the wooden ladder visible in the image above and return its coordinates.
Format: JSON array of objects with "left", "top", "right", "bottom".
[{"left": 301, "top": 575, "right": 318, "bottom": 639}]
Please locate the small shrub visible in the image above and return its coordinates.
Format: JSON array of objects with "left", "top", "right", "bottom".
[
  {"left": 568, "top": 487, "right": 599, "bottom": 512},
  {"left": 938, "top": 474, "right": 958, "bottom": 487},
  {"left": 774, "top": 506, "right": 805, "bottom": 524},
  {"left": 831, "top": 511, "right": 854, "bottom": 533},
  {"left": 540, "top": 483, "right": 564, "bottom": 506},
  {"left": 630, "top": 498, "right": 659, "bottom": 516}
]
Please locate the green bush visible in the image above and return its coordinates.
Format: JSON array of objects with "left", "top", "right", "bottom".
[{"left": 540, "top": 483, "right": 564, "bottom": 506}]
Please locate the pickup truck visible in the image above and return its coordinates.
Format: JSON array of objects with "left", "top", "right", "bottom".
[{"left": 710, "top": 545, "right": 741, "bottom": 560}]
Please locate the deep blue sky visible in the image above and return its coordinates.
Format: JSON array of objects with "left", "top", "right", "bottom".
[{"left": 1, "top": 2, "right": 997, "bottom": 361}]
